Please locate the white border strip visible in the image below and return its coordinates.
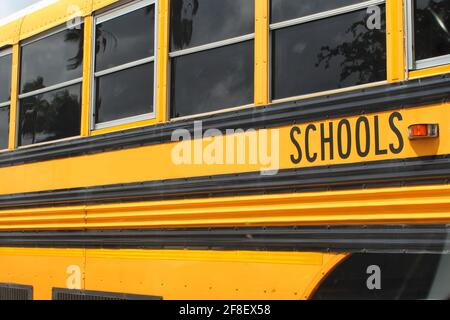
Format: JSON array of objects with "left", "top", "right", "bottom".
[
  {"left": 0, "top": 0, "right": 58, "bottom": 27},
  {"left": 94, "top": 56, "right": 155, "bottom": 77},
  {"left": 0, "top": 47, "right": 12, "bottom": 57},
  {"left": 169, "top": 33, "right": 255, "bottom": 58},
  {"left": 270, "top": 0, "right": 385, "bottom": 30},
  {"left": 415, "top": 54, "right": 450, "bottom": 70},
  {"left": 18, "top": 77, "right": 83, "bottom": 99},
  {"left": 94, "top": 112, "right": 155, "bottom": 130},
  {"left": 96, "top": 0, "right": 156, "bottom": 24}
]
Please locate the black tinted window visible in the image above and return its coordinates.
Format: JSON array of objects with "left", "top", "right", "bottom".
[
  {"left": 272, "top": 7, "right": 386, "bottom": 100},
  {"left": 271, "top": 0, "right": 366, "bottom": 23},
  {"left": 171, "top": 41, "right": 254, "bottom": 118},
  {"left": 0, "top": 106, "right": 9, "bottom": 150},
  {"left": 95, "top": 63, "right": 154, "bottom": 123},
  {"left": 18, "top": 84, "right": 81, "bottom": 146},
  {"left": 95, "top": 5, "right": 155, "bottom": 72},
  {"left": 20, "top": 27, "right": 84, "bottom": 94},
  {"left": 414, "top": 0, "right": 450, "bottom": 61},
  {"left": 313, "top": 253, "right": 450, "bottom": 300},
  {"left": 0, "top": 54, "right": 12, "bottom": 102},
  {"left": 170, "top": 0, "right": 254, "bottom": 51}
]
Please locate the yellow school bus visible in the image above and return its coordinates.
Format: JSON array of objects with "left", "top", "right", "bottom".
[{"left": 0, "top": 0, "right": 450, "bottom": 300}]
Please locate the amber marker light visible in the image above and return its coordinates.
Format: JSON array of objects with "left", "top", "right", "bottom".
[{"left": 408, "top": 124, "right": 439, "bottom": 140}]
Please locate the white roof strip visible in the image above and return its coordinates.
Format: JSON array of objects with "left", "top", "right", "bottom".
[{"left": 0, "top": 0, "right": 58, "bottom": 27}]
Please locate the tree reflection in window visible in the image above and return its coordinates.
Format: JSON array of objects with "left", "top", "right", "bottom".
[
  {"left": 316, "top": 6, "right": 386, "bottom": 85},
  {"left": 19, "top": 85, "right": 81, "bottom": 146},
  {"left": 271, "top": 6, "right": 386, "bottom": 100},
  {"left": 171, "top": 0, "right": 199, "bottom": 50},
  {"left": 65, "top": 28, "right": 84, "bottom": 71}
]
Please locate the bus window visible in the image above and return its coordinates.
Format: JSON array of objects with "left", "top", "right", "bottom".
[
  {"left": 270, "top": 0, "right": 387, "bottom": 101},
  {"left": 18, "top": 26, "right": 83, "bottom": 147},
  {"left": 169, "top": 0, "right": 254, "bottom": 118},
  {"left": 0, "top": 48, "right": 12, "bottom": 150},
  {"left": 93, "top": 0, "right": 156, "bottom": 129},
  {"left": 408, "top": 0, "right": 450, "bottom": 69}
]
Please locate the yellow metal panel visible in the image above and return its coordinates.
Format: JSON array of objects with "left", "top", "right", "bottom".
[
  {"left": 0, "top": 104, "right": 448, "bottom": 195},
  {"left": 19, "top": 0, "right": 94, "bottom": 41},
  {"left": 88, "top": 249, "right": 324, "bottom": 265},
  {"left": 0, "top": 247, "right": 346, "bottom": 300},
  {"left": 80, "top": 15, "right": 93, "bottom": 137},
  {"left": 92, "top": 118, "right": 161, "bottom": 136},
  {"left": 386, "top": 0, "right": 406, "bottom": 82},
  {"left": 84, "top": 249, "right": 345, "bottom": 300},
  {"left": 7, "top": 44, "right": 20, "bottom": 150},
  {"left": 0, "top": 247, "right": 85, "bottom": 300},
  {"left": 0, "top": 20, "right": 22, "bottom": 48},
  {"left": 156, "top": 0, "right": 170, "bottom": 123},
  {"left": 410, "top": 65, "right": 450, "bottom": 79},
  {"left": 0, "top": 205, "right": 86, "bottom": 230},
  {"left": 92, "top": 0, "right": 120, "bottom": 11},
  {"left": 254, "top": 0, "right": 269, "bottom": 106},
  {"left": 0, "top": 184, "right": 450, "bottom": 230},
  {"left": 82, "top": 184, "right": 450, "bottom": 229}
]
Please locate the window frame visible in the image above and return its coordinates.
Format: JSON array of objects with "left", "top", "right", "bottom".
[
  {"left": 17, "top": 23, "right": 84, "bottom": 148},
  {"left": 406, "top": 0, "right": 450, "bottom": 70},
  {"left": 18, "top": 24, "right": 84, "bottom": 99},
  {"left": 268, "top": 0, "right": 387, "bottom": 102},
  {"left": 91, "top": 0, "right": 158, "bottom": 131},
  {"left": 168, "top": 0, "right": 256, "bottom": 120},
  {"left": 0, "top": 47, "right": 12, "bottom": 107},
  {"left": 0, "top": 47, "right": 12, "bottom": 151}
]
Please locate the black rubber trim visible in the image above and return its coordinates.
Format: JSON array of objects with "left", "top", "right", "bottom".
[
  {"left": 1, "top": 225, "right": 449, "bottom": 254},
  {"left": 1, "top": 74, "right": 450, "bottom": 168},
  {"left": 52, "top": 288, "right": 162, "bottom": 300},
  {"left": 0, "top": 154, "right": 449, "bottom": 210}
]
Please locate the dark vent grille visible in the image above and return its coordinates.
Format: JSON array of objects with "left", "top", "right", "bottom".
[
  {"left": 52, "top": 288, "right": 162, "bottom": 300},
  {"left": 0, "top": 284, "right": 33, "bottom": 300}
]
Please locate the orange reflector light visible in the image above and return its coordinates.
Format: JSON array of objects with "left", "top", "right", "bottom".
[{"left": 408, "top": 124, "right": 439, "bottom": 140}]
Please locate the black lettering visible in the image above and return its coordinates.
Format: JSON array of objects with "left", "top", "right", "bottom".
[
  {"left": 374, "top": 116, "right": 388, "bottom": 155},
  {"left": 290, "top": 126, "right": 302, "bottom": 164},
  {"left": 305, "top": 124, "right": 318, "bottom": 163},
  {"left": 320, "top": 122, "right": 334, "bottom": 161},
  {"left": 356, "top": 116, "right": 371, "bottom": 157},
  {"left": 389, "top": 112, "right": 404, "bottom": 154},
  {"left": 337, "top": 119, "right": 352, "bottom": 159}
]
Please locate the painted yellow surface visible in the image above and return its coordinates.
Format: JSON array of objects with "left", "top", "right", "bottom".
[
  {"left": 0, "top": 104, "right": 447, "bottom": 195},
  {"left": 254, "top": 0, "right": 269, "bottom": 106},
  {"left": 7, "top": 45, "right": 19, "bottom": 150},
  {"left": 410, "top": 64, "right": 450, "bottom": 79},
  {"left": 386, "top": 0, "right": 406, "bottom": 82},
  {"left": 0, "top": 184, "right": 449, "bottom": 230},
  {"left": 81, "top": 15, "right": 93, "bottom": 137},
  {"left": 0, "top": 247, "right": 346, "bottom": 300},
  {"left": 156, "top": 0, "right": 170, "bottom": 123},
  {"left": 0, "top": 247, "right": 85, "bottom": 300}
]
